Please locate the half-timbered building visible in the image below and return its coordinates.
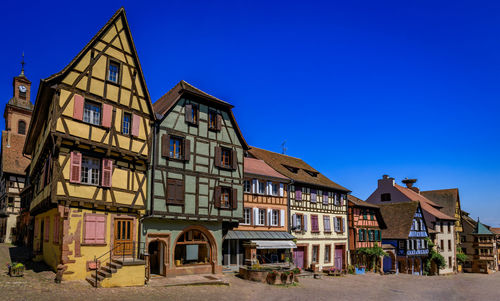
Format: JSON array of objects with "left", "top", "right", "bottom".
[
  {"left": 248, "top": 147, "right": 350, "bottom": 272},
  {"left": 143, "top": 80, "right": 248, "bottom": 278},
  {"left": 347, "top": 195, "right": 386, "bottom": 266},
  {"left": 223, "top": 156, "right": 293, "bottom": 269},
  {"left": 22, "top": 8, "right": 154, "bottom": 287},
  {"left": 366, "top": 175, "right": 456, "bottom": 274},
  {"left": 378, "top": 201, "right": 429, "bottom": 275},
  {"left": 0, "top": 63, "right": 33, "bottom": 243}
]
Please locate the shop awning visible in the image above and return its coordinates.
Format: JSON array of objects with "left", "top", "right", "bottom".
[
  {"left": 251, "top": 240, "right": 297, "bottom": 249},
  {"left": 224, "top": 230, "right": 295, "bottom": 240}
]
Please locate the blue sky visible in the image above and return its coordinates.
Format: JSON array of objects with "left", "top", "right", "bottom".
[{"left": 1, "top": 1, "right": 499, "bottom": 226}]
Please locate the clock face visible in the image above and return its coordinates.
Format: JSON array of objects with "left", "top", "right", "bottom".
[{"left": 19, "top": 85, "right": 27, "bottom": 93}]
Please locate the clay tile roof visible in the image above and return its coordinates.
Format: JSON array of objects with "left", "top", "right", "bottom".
[
  {"left": 347, "top": 194, "right": 380, "bottom": 208},
  {"left": 420, "top": 188, "right": 458, "bottom": 218},
  {"left": 244, "top": 157, "right": 289, "bottom": 180},
  {"left": 248, "top": 147, "right": 350, "bottom": 192},
  {"left": 2, "top": 132, "right": 30, "bottom": 175},
  {"left": 490, "top": 228, "right": 500, "bottom": 235},
  {"left": 378, "top": 201, "right": 420, "bottom": 239},
  {"left": 395, "top": 184, "right": 455, "bottom": 221},
  {"left": 394, "top": 184, "right": 440, "bottom": 207}
]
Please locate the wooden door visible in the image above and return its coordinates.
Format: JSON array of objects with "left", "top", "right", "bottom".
[
  {"left": 294, "top": 247, "right": 305, "bottom": 269},
  {"left": 334, "top": 247, "right": 343, "bottom": 269},
  {"left": 114, "top": 219, "right": 133, "bottom": 256}
]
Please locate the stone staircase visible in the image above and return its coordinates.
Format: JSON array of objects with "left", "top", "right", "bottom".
[{"left": 86, "top": 258, "right": 125, "bottom": 287}]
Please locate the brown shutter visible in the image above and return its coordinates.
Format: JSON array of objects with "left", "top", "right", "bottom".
[
  {"left": 176, "top": 180, "right": 184, "bottom": 204},
  {"left": 231, "top": 188, "right": 238, "bottom": 210},
  {"left": 183, "top": 138, "right": 191, "bottom": 161},
  {"left": 161, "top": 134, "right": 170, "bottom": 158},
  {"left": 231, "top": 149, "right": 238, "bottom": 170},
  {"left": 185, "top": 104, "right": 193, "bottom": 123},
  {"left": 216, "top": 114, "right": 222, "bottom": 131},
  {"left": 214, "top": 186, "right": 221, "bottom": 208},
  {"left": 214, "top": 147, "right": 221, "bottom": 168},
  {"left": 166, "top": 179, "right": 176, "bottom": 204}
]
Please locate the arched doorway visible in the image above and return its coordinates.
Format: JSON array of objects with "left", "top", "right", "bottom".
[
  {"left": 172, "top": 226, "right": 218, "bottom": 275},
  {"left": 148, "top": 240, "right": 166, "bottom": 276},
  {"left": 383, "top": 251, "right": 396, "bottom": 273}
]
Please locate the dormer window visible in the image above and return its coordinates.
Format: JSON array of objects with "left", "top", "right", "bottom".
[
  {"left": 108, "top": 60, "right": 120, "bottom": 83},
  {"left": 283, "top": 165, "right": 299, "bottom": 173},
  {"left": 304, "top": 170, "right": 318, "bottom": 177},
  {"left": 381, "top": 193, "right": 391, "bottom": 202}
]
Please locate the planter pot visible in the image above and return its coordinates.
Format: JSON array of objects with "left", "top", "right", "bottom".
[
  {"left": 266, "top": 273, "right": 277, "bottom": 285},
  {"left": 355, "top": 267, "right": 365, "bottom": 275},
  {"left": 294, "top": 275, "right": 299, "bottom": 283},
  {"left": 280, "top": 273, "right": 288, "bottom": 284},
  {"left": 9, "top": 266, "right": 24, "bottom": 277},
  {"left": 288, "top": 272, "right": 294, "bottom": 284}
]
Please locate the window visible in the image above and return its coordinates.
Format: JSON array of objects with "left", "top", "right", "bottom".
[
  {"left": 83, "top": 101, "right": 101, "bottom": 126},
  {"left": 324, "top": 245, "right": 331, "bottom": 263},
  {"left": 334, "top": 193, "right": 340, "bottom": 206},
  {"left": 362, "top": 209, "right": 367, "bottom": 220},
  {"left": 258, "top": 181, "right": 266, "bottom": 194},
  {"left": 368, "top": 230, "right": 374, "bottom": 242},
  {"left": 271, "top": 210, "right": 279, "bottom": 226},
  {"left": 334, "top": 217, "right": 343, "bottom": 233},
  {"left": 258, "top": 209, "right": 266, "bottom": 226},
  {"left": 448, "top": 257, "right": 452, "bottom": 268},
  {"left": 294, "top": 214, "right": 303, "bottom": 231},
  {"left": 81, "top": 156, "right": 100, "bottom": 185},
  {"left": 167, "top": 179, "right": 184, "bottom": 205},
  {"left": 311, "top": 189, "right": 317, "bottom": 203},
  {"left": 370, "top": 211, "right": 375, "bottom": 220},
  {"left": 53, "top": 215, "right": 60, "bottom": 244},
  {"left": 243, "top": 180, "right": 251, "bottom": 193},
  {"left": 208, "top": 111, "right": 221, "bottom": 130},
  {"left": 170, "top": 137, "right": 183, "bottom": 159},
  {"left": 122, "top": 113, "right": 131, "bottom": 135},
  {"left": 108, "top": 60, "right": 119, "bottom": 83},
  {"left": 447, "top": 222, "right": 451, "bottom": 233},
  {"left": 381, "top": 193, "right": 391, "bottom": 202},
  {"left": 358, "top": 229, "right": 365, "bottom": 242},
  {"left": 436, "top": 222, "right": 441, "bottom": 232},
  {"left": 448, "top": 240, "right": 452, "bottom": 251},
  {"left": 323, "top": 216, "right": 331, "bottom": 233},
  {"left": 44, "top": 216, "right": 50, "bottom": 242},
  {"left": 220, "top": 187, "right": 231, "bottom": 209},
  {"left": 191, "top": 105, "right": 198, "bottom": 124},
  {"left": 174, "top": 230, "right": 211, "bottom": 266},
  {"left": 399, "top": 240, "right": 405, "bottom": 249},
  {"left": 243, "top": 208, "right": 251, "bottom": 225},
  {"left": 440, "top": 240, "right": 444, "bottom": 251},
  {"left": 83, "top": 214, "right": 106, "bottom": 244},
  {"left": 221, "top": 148, "right": 231, "bottom": 168},
  {"left": 312, "top": 245, "right": 319, "bottom": 263},
  {"left": 311, "top": 215, "right": 319, "bottom": 232},
  {"left": 18, "top": 120, "right": 26, "bottom": 135},
  {"left": 295, "top": 187, "right": 302, "bottom": 200},
  {"left": 271, "top": 183, "right": 279, "bottom": 196},
  {"left": 7, "top": 197, "right": 14, "bottom": 208}
]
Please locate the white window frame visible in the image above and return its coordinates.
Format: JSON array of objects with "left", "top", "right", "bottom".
[
  {"left": 108, "top": 61, "right": 119, "bottom": 83},
  {"left": 81, "top": 156, "right": 100, "bottom": 185},
  {"left": 258, "top": 181, "right": 266, "bottom": 194},
  {"left": 242, "top": 208, "right": 251, "bottom": 225},
  {"left": 243, "top": 180, "right": 251, "bottom": 193},
  {"left": 272, "top": 183, "right": 279, "bottom": 196},
  {"left": 122, "top": 112, "right": 131, "bottom": 135},
  {"left": 258, "top": 209, "right": 266, "bottom": 226},
  {"left": 271, "top": 210, "right": 279, "bottom": 226},
  {"left": 83, "top": 102, "right": 101, "bottom": 126}
]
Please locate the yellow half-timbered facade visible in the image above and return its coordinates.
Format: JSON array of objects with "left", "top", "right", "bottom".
[{"left": 23, "top": 8, "right": 154, "bottom": 286}]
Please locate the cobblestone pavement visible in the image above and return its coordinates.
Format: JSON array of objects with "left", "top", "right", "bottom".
[{"left": 1, "top": 244, "right": 498, "bottom": 301}]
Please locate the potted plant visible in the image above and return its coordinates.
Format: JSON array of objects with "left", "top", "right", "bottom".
[
  {"left": 7, "top": 262, "right": 24, "bottom": 277},
  {"left": 280, "top": 271, "right": 289, "bottom": 284},
  {"left": 292, "top": 268, "right": 301, "bottom": 282},
  {"left": 266, "top": 270, "right": 278, "bottom": 285}
]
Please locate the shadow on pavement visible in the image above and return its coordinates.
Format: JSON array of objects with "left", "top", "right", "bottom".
[{"left": 8, "top": 245, "right": 53, "bottom": 273}]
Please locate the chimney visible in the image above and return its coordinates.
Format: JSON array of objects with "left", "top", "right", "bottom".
[
  {"left": 378, "top": 174, "right": 395, "bottom": 188},
  {"left": 402, "top": 178, "right": 419, "bottom": 194}
]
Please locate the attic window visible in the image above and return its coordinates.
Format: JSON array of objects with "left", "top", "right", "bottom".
[
  {"left": 108, "top": 60, "right": 120, "bottom": 83},
  {"left": 304, "top": 170, "right": 318, "bottom": 177},
  {"left": 381, "top": 193, "right": 391, "bottom": 202},
  {"left": 282, "top": 165, "right": 298, "bottom": 173}
]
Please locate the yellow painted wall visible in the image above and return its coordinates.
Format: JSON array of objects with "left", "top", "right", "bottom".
[
  {"left": 33, "top": 208, "right": 61, "bottom": 271},
  {"left": 100, "top": 264, "right": 145, "bottom": 287}
]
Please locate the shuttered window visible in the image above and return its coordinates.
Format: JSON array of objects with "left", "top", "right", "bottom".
[
  {"left": 83, "top": 101, "right": 101, "bottom": 126},
  {"left": 69, "top": 152, "right": 82, "bottom": 183},
  {"left": 83, "top": 214, "right": 106, "bottom": 244},
  {"left": 295, "top": 187, "right": 302, "bottom": 201},
  {"left": 214, "top": 146, "right": 237, "bottom": 170},
  {"left": 214, "top": 186, "right": 238, "bottom": 210},
  {"left": 311, "top": 215, "right": 319, "bottom": 232},
  {"left": 73, "top": 94, "right": 84, "bottom": 121},
  {"left": 323, "top": 215, "right": 331, "bottom": 232},
  {"left": 122, "top": 112, "right": 131, "bottom": 135},
  {"left": 131, "top": 114, "right": 140, "bottom": 137},
  {"left": 53, "top": 215, "right": 60, "bottom": 244},
  {"left": 44, "top": 216, "right": 50, "bottom": 242},
  {"left": 101, "top": 158, "right": 113, "bottom": 187},
  {"left": 208, "top": 110, "right": 222, "bottom": 131},
  {"left": 102, "top": 104, "right": 113, "bottom": 128},
  {"left": 166, "top": 179, "right": 184, "bottom": 205},
  {"left": 185, "top": 104, "right": 199, "bottom": 125}
]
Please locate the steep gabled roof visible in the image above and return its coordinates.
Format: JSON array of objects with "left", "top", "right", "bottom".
[
  {"left": 24, "top": 8, "right": 154, "bottom": 154},
  {"left": 490, "top": 228, "right": 500, "bottom": 235},
  {"left": 248, "top": 147, "right": 350, "bottom": 192},
  {"left": 473, "top": 220, "right": 494, "bottom": 235},
  {"left": 348, "top": 194, "right": 380, "bottom": 208},
  {"left": 395, "top": 184, "right": 455, "bottom": 222},
  {"left": 244, "top": 157, "right": 289, "bottom": 181},
  {"left": 421, "top": 188, "right": 459, "bottom": 218},
  {"left": 1, "top": 132, "right": 30, "bottom": 175},
  {"left": 153, "top": 80, "right": 248, "bottom": 150},
  {"left": 378, "top": 201, "right": 420, "bottom": 239}
]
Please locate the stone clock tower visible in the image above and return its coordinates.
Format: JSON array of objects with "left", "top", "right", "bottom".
[{"left": 0, "top": 55, "right": 34, "bottom": 244}]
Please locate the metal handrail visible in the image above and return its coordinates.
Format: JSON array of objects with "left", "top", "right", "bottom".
[{"left": 92, "top": 241, "right": 145, "bottom": 288}]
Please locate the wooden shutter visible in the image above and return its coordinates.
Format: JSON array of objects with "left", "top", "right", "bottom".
[
  {"left": 175, "top": 180, "right": 184, "bottom": 204},
  {"left": 84, "top": 215, "right": 96, "bottom": 244},
  {"left": 280, "top": 210, "right": 285, "bottom": 227},
  {"left": 73, "top": 94, "right": 84, "bottom": 120},
  {"left": 101, "top": 158, "right": 113, "bottom": 187},
  {"left": 254, "top": 208, "right": 259, "bottom": 225},
  {"left": 34, "top": 218, "right": 39, "bottom": 238},
  {"left": 185, "top": 104, "right": 193, "bottom": 123},
  {"left": 358, "top": 229, "right": 363, "bottom": 241},
  {"left": 44, "top": 216, "right": 50, "bottom": 241},
  {"left": 216, "top": 114, "right": 222, "bottom": 131},
  {"left": 292, "top": 214, "right": 297, "bottom": 229},
  {"left": 131, "top": 114, "right": 140, "bottom": 137},
  {"left": 214, "top": 186, "right": 221, "bottom": 208},
  {"left": 166, "top": 179, "right": 176, "bottom": 204},
  {"left": 95, "top": 215, "right": 106, "bottom": 244},
  {"left": 69, "top": 152, "right": 82, "bottom": 183},
  {"left": 183, "top": 138, "right": 191, "bottom": 161},
  {"left": 342, "top": 217, "right": 345, "bottom": 232},
  {"left": 311, "top": 189, "right": 317, "bottom": 203},
  {"left": 214, "top": 147, "right": 221, "bottom": 168},
  {"left": 279, "top": 183, "right": 284, "bottom": 197},
  {"left": 323, "top": 191, "right": 328, "bottom": 205},
  {"left": 102, "top": 104, "right": 113, "bottom": 128},
  {"left": 53, "top": 215, "right": 60, "bottom": 243},
  {"left": 161, "top": 134, "right": 170, "bottom": 158},
  {"left": 296, "top": 187, "right": 302, "bottom": 200},
  {"left": 303, "top": 214, "right": 308, "bottom": 231},
  {"left": 231, "top": 188, "right": 238, "bottom": 210},
  {"left": 231, "top": 150, "right": 238, "bottom": 170}
]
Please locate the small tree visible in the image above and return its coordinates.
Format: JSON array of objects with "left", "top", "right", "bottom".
[
  {"left": 423, "top": 237, "right": 446, "bottom": 275},
  {"left": 456, "top": 246, "right": 468, "bottom": 265},
  {"left": 355, "top": 243, "right": 388, "bottom": 271}
]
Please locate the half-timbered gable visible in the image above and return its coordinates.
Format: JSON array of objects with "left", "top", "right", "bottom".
[
  {"left": 143, "top": 80, "right": 248, "bottom": 277},
  {"left": 348, "top": 195, "right": 386, "bottom": 253},
  {"left": 22, "top": 8, "right": 154, "bottom": 286},
  {"left": 248, "top": 147, "right": 350, "bottom": 272}
]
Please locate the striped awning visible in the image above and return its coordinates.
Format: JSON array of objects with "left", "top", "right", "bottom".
[
  {"left": 224, "top": 230, "right": 295, "bottom": 240},
  {"left": 251, "top": 240, "right": 297, "bottom": 249}
]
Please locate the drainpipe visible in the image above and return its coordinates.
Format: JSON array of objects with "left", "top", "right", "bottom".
[{"left": 346, "top": 193, "right": 350, "bottom": 267}]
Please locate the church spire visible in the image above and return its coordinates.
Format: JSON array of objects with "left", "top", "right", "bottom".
[{"left": 20, "top": 52, "right": 25, "bottom": 76}]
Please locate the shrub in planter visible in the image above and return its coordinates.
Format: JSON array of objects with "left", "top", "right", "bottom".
[
  {"left": 266, "top": 271, "right": 278, "bottom": 285},
  {"left": 280, "top": 272, "right": 289, "bottom": 284},
  {"left": 7, "top": 262, "right": 24, "bottom": 277},
  {"left": 288, "top": 272, "right": 294, "bottom": 284},
  {"left": 292, "top": 267, "right": 301, "bottom": 274}
]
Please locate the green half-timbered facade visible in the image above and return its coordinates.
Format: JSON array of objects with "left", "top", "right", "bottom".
[{"left": 142, "top": 80, "right": 248, "bottom": 277}]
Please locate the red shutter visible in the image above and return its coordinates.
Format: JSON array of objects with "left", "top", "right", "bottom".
[
  {"left": 95, "top": 215, "right": 106, "bottom": 244},
  {"left": 69, "top": 152, "right": 82, "bottom": 183},
  {"left": 101, "top": 158, "right": 113, "bottom": 187},
  {"left": 231, "top": 150, "right": 238, "bottom": 170},
  {"left": 216, "top": 114, "right": 222, "bottom": 131},
  {"left": 53, "top": 215, "right": 60, "bottom": 243},
  {"left": 102, "top": 104, "right": 113, "bottom": 128},
  {"left": 214, "top": 147, "right": 221, "bottom": 168},
  {"left": 84, "top": 215, "right": 96, "bottom": 244},
  {"left": 162, "top": 134, "right": 170, "bottom": 158},
  {"left": 231, "top": 188, "right": 238, "bottom": 210},
  {"left": 73, "top": 94, "right": 84, "bottom": 120},
  {"left": 184, "top": 138, "right": 191, "bottom": 161},
  {"left": 214, "top": 186, "right": 221, "bottom": 208},
  {"left": 131, "top": 114, "right": 140, "bottom": 137},
  {"left": 44, "top": 216, "right": 50, "bottom": 241},
  {"left": 185, "top": 104, "right": 193, "bottom": 123}
]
